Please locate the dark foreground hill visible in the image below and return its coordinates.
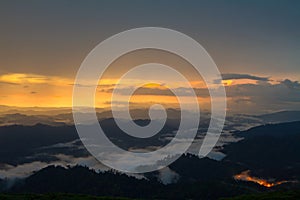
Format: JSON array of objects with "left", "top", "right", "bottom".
[
  {"left": 0, "top": 193, "right": 133, "bottom": 200},
  {"left": 223, "top": 190, "right": 300, "bottom": 200},
  {"left": 6, "top": 159, "right": 250, "bottom": 200}
]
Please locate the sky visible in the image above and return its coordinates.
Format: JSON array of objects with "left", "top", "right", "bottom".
[{"left": 0, "top": 0, "right": 299, "bottom": 113}]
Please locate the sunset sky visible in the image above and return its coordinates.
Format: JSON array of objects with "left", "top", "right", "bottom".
[{"left": 0, "top": 0, "right": 299, "bottom": 114}]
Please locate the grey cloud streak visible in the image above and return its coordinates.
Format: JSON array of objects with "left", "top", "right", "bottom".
[
  {"left": 100, "top": 87, "right": 210, "bottom": 97},
  {"left": 221, "top": 73, "right": 270, "bottom": 81}
]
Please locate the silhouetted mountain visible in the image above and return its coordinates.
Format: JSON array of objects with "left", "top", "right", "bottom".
[
  {"left": 0, "top": 124, "right": 82, "bottom": 165},
  {"left": 169, "top": 155, "right": 244, "bottom": 183},
  {"left": 11, "top": 165, "right": 162, "bottom": 198},
  {"left": 223, "top": 121, "right": 300, "bottom": 179},
  {"left": 7, "top": 160, "right": 253, "bottom": 200},
  {"left": 100, "top": 117, "right": 180, "bottom": 150},
  {"left": 257, "top": 111, "right": 300, "bottom": 123},
  {"left": 0, "top": 113, "right": 67, "bottom": 126}
]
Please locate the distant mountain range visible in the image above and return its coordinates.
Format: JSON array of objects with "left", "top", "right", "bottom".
[
  {"left": 256, "top": 110, "right": 300, "bottom": 123},
  {"left": 1, "top": 106, "right": 299, "bottom": 128}
]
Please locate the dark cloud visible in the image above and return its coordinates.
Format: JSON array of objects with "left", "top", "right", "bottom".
[
  {"left": 68, "top": 83, "right": 93, "bottom": 88},
  {"left": 71, "top": 83, "right": 117, "bottom": 89},
  {"left": 281, "top": 79, "right": 300, "bottom": 89},
  {"left": 103, "top": 101, "right": 139, "bottom": 105},
  {"left": 0, "top": 81, "right": 19, "bottom": 85},
  {"left": 221, "top": 73, "right": 270, "bottom": 81},
  {"left": 226, "top": 79, "right": 300, "bottom": 114}
]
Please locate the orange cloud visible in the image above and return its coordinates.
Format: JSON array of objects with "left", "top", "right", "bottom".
[{"left": 1, "top": 72, "right": 270, "bottom": 109}]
